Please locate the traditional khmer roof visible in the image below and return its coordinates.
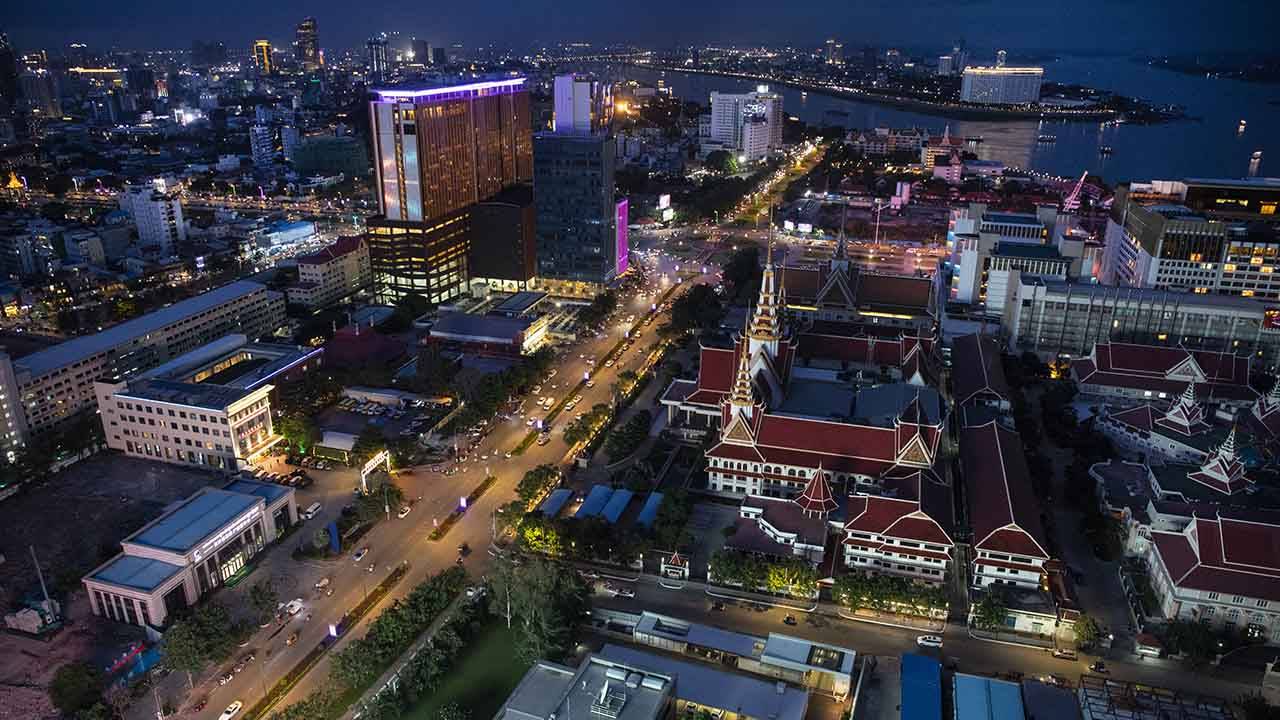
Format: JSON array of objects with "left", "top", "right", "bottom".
[
  {"left": 1072, "top": 342, "right": 1258, "bottom": 403},
  {"left": 1186, "top": 425, "right": 1251, "bottom": 495},
  {"left": 1150, "top": 510, "right": 1280, "bottom": 602},
  {"left": 961, "top": 421, "right": 1049, "bottom": 560},
  {"left": 794, "top": 464, "right": 839, "bottom": 516}
]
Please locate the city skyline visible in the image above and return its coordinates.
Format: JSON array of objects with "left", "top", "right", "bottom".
[{"left": 4, "top": 0, "right": 1276, "bottom": 56}]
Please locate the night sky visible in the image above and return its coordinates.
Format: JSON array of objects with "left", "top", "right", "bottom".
[{"left": 3, "top": 0, "right": 1276, "bottom": 56}]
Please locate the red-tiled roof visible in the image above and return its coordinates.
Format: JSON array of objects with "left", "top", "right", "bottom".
[
  {"left": 950, "top": 334, "right": 1011, "bottom": 406},
  {"left": 296, "top": 235, "right": 364, "bottom": 265},
  {"left": 1109, "top": 405, "right": 1155, "bottom": 431},
  {"left": 1072, "top": 342, "right": 1258, "bottom": 403},
  {"left": 696, "top": 345, "right": 736, "bottom": 394},
  {"left": 962, "top": 421, "right": 1049, "bottom": 560},
  {"left": 795, "top": 468, "right": 839, "bottom": 515},
  {"left": 1152, "top": 514, "right": 1280, "bottom": 601},
  {"left": 854, "top": 273, "right": 933, "bottom": 313}
]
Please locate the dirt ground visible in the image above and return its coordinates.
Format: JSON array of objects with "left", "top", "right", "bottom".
[{"left": 0, "top": 454, "right": 219, "bottom": 713}]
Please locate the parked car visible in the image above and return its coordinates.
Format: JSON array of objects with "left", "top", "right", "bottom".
[
  {"left": 283, "top": 598, "right": 304, "bottom": 616},
  {"left": 397, "top": 504, "right": 412, "bottom": 519},
  {"left": 352, "top": 547, "right": 369, "bottom": 563},
  {"left": 916, "top": 635, "right": 944, "bottom": 649},
  {"left": 219, "top": 701, "right": 243, "bottom": 720},
  {"left": 1051, "top": 648, "right": 1079, "bottom": 661}
]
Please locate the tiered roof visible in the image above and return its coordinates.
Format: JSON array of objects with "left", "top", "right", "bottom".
[
  {"left": 1072, "top": 342, "right": 1258, "bottom": 403},
  {"left": 1150, "top": 510, "right": 1280, "bottom": 602},
  {"left": 1186, "top": 426, "right": 1250, "bottom": 495}
]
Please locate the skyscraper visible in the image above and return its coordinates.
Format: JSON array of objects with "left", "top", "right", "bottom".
[
  {"left": 707, "top": 86, "right": 783, "bottom": 162},
  {"left": 253, "top": 40, "right": 272, "bottom": 76},
  {"left": 295, "top": 18, "right": 320, "bottom": 72},
  {"left": 960, "top": 65, "right": 1043, "bottom": 105},
  {"left": 0, "top": 33, "right": 18, "bottom": 112},
  {"left": 19, "top": 70, "right": 60, "bottom": 117},
  {"left": 249, "top": 124, "right": 275, "bottom": 169},
  {"left": 366, "top": 36, "right": 389, "bottom": 84},
  {"left": 366, "top": 78, "right": 532, "bottom": 303},
  {"left": 824, "top": 39, "right": 843, "bottom": 65},
  {"left": 119, "top": 179, "right": 187, "bottom": 259},
  {"left": 553, "top": 74, "right": 612, "bottom": 135},
  {"left": 536, "top": 75, "right": 620, "bottom": 291}
]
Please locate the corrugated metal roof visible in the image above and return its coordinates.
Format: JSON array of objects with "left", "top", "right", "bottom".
[
  {"left": 90, "top": 555, "right": 184, "bottom": 591},
  {"left": 539, "top": 488, "right": 572, "bottom": 518},
  {"left": 954, "top": 673, "right": 1023, "bottom": 720},
  {"left": 636, "top": 492, "right": 663, "bottom": 528},
  {"left": 128, "top": 489, "right": 259, "bottom": 553},
  {"left": 901, "top": 654, "right": 942, "bottom": 720}
]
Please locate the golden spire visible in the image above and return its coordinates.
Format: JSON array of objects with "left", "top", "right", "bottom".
[
  {"left": 730, "top": 348, "right": 754, "bottom": 408},
  {"left": 748, "top": 223, "right": 782, "bottom": 342}
]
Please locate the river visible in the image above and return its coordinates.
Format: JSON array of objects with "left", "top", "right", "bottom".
[{"left": 621, "top": 56, "right": 1280, "bottom": 184}]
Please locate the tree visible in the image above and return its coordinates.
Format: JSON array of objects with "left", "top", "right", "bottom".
[
  {"left": 667, "top": 283, "right": 724, "bottom": 335},
  {"left": 312, "top": 527, "right": 331, "bottom": 551},
  {"left": 351, "top": 424, "right": 385, "bottom": 465},
  {"left": 249, "top": 580, "right": 279, "bottom": 625},
  {"left": 722, "top": 246, "right": 762, "bottom": 303},
  {"left": 1239, "top": 692, "right": 1280, "bottom": 720},
  {"left": 277, "top": 413, "right": 318, "bottom": 454},
  {"left": 1073, "top": 613, "right": 1102, "bottom": 650},
  {"left": 705, "top": 150, "right": 740, "bottom": 174},
  {"left": 437, "top": 702, "right": 471, "bottom": 720},
  {"left": 489, "top": 557, "right": 588, "bottom": 664},
  {"left": 162, "top": 618, "right": 208, "bottom": 688},
  {"left": 971, "top": 592, "right": 1008, "bottom": 631},
  {"left": 162, "top": 603, "right": 238, "bottom": 687},
  {"left": 49, "top": 662, "right": 103, "bottom": 717}
]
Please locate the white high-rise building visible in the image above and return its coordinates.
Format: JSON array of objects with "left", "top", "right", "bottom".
[
  {"left": 119, "top": 179, "right": 186, "bottom": 258},
  {"left": 708, "top": 86, "right": 782, "bottom": 162},
  {"left": 552, "top": 74, "right": 611, "bottom": 135},
  {"left": 249, "top": 124, "right": 275, "bottom": 168},
  {"left": 960, "top": 66, "right": 1043, "bottom": 105}
]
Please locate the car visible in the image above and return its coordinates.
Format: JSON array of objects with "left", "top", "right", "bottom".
[
  {"left": 218, "top": 672, "right": 234, "bottom": 686},
  {"left": 586, "top": 380, "right": 595, "bottom": 388},
  {"left": 1089, "top": 661, "right": 1109, "bottom": 674},
  {"left": 916, "top": 635, "right": 944, "bottom": 649},
  {"left": 353, "top": 547, "right": 369, "bottom": 563},
  {"left": 604, "top": 583, "right": 635, "bottom": 598},
  {"left": 192, "top": 699, "right": 208, "bottom": 712},
  {"left": 504, "top": 452, "right": 513, "bottom": 459},
  {"left": 783, "top": 615, "right": 797, "bottom": 626},
  {"left": 397, "top": 505, "right": 412, "bottom": 519},
  {"left": 284, "top": 598, "right": 304, "bottom": 616},
  {"left": 573, "top": 395, "right": 583, "bottom": 404},
  {"left": 605, "top": 360, "right": 615, "bottom": 367},
  {"left": 1051, "top": 648, "right": 1079, "bottom": 661},
  {"left": 219, "top": 701, "right": 243, "bottom": 720},
  {"left": 314, "top": 577, "right": 331, "bottom": 590},
  {"left": 710, "top": 601, "right": 725, "bottom": 612}
]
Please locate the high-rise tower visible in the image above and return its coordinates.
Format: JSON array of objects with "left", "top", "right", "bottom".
[{"left": 295, "top": 18, "right": 321, "bottom": 72}]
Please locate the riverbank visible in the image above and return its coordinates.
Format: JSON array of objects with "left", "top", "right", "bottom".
[{"left": 620, "top": 62, "right": 1134, "bottom": 123}]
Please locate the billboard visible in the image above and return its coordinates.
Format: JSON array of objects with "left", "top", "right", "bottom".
[
  {"left": 657, "top": 194, "right": 671, "bottom": 210},
  {"left": 797, "top": 222, "right": 813, "bottom": 234},
  {"left": 783, "top": 220, "right": 795, "bottom": 232},
  {"left": 660, "top": 207, "right": 675, "bottom": 222},
  {"left": 615, "top": 199, "right": 630, "bottom": 277}
]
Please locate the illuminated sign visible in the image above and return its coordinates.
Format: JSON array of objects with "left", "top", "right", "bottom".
[
  {"left": 615, "top": 199, "right": 630, "bottom": 276},
  {"left": 1266, "top": 308, "right": 1280, "bottom": 330},
  {"left": 798, "top": 223, "right": 813, "bottom": 234},
  {"left": 657, "top": 194, "right": 671, "bottom": 210},
  {"left": 783, "top": 220, "right": 795, "bottom": 232},
  {"left": 660, "top": 208, "right": 675, "bottom": 222},
  {"left": 362, "top": 449, "right": 390, "bottom": 479},
  {"left": 192, "top": 507, "right": 263, "bottom": 562}
]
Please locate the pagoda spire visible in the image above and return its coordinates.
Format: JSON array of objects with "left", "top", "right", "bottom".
[
  {"left": 1218, "top": 424, "right": 1238, "bottom": 461},
  {"left": 1269, "top": 378, "right": 1280, "bottom": 402},
  {"left": 748, "top": 223, "right": 782, "bottom": 346},
  {"left": 729, "top": 348, "right": 754, "bottom": 410},
  {"left": 794, "top": 462, "right": 838, "bottom": 517},
  {"left": 1179, "top": 380, "right": 1197, "bottom": 407}
]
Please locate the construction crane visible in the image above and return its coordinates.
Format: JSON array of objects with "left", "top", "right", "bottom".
[{"left": 1062, "top": 171, "right": 1089, "bottom": 213}]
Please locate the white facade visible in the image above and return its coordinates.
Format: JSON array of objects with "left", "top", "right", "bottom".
[
  {"left": 740, "top": 116, "right": 771, "bottom": 163},
  {"left": 96, "top": 381, "right": 277, "bottom": 470},
  {"left": 960, "top": 66, "right": 1043, "bottom": 105},
  {"left": 708, "top": 87, "right": 783, "bottom": 160},
  {"left": 552, "top": 74, "right": 611, "bottom": 135},
  {"left": 972, "top": 547, "right": 1047, "bottom": 590},
  {"left": 119, "top": 181, "right": 187, "bottom": 258},
  {"left": 286, "top": 237, "right": 372, "bottom": 308},
  {"left": 250, "top": 124, "right": 275, "bottom": 168}
]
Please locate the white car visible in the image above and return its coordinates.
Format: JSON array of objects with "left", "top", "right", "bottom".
[
  {"left": 915, "top": 635, "right": 944, "bottom": 649},
  {"left": 586, "top": 380, "right": 595, "bottom": 388},
  {"left": 284, "top": 598, "right": 304, "bottom": 616},
  {"left": 219, "top": 701, "right": 243, "bottom": 720},
  {"left": 397, "top": 505, "right": 412, "bottom": 519},
  {"left": 353, "top": 547, "right": 369, "bottom": 563}
]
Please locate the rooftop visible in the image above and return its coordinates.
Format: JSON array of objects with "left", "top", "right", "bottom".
[
  {"left": 901, "top": 654, "right": 942, "bottom": 720},
  {"left": 1186, "top": 177, "right": 1280, "bottom": 189},
  {"left": 90, "top": 554, "right": 184, "bottom": 592},
  {"left": 499, "top": 653, "right": 670, "bottom": 720},
  {"left": 492, "top": 291, "right": 548, "bottom": 317},
  {"left": 983, "top": 212, "right": 1044, "bottom": 227},
  {"left": 223, "top": 478, "right": 292, "bottom": 505},
  {"left": 430, "top": 312, "right": 534, "bottom": 343},
  {"left": 17, "top": 281, "right": 268, "bottom": 377},
  {"left": 141, "top": 334, "right": 321, "bottom": 390},
  {"left": 953, "top": 674, "right": 1023, "bottom": 720},
  {"left": 119, "top": 378, "right": 257, "bottom": 411},
  {"left": 372, "top": 77, "right": 526, "bottom": 102},
  {"left": 994, "top": 242, "right": 1063, "bottom": 260},
  {"left": 127, "top": 488, "right": 261, "bottom": 554}
]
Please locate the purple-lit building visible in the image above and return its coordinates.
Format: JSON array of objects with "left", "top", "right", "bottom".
[{"left": 366, "top": 78, "right": 532, "bottom": 304}]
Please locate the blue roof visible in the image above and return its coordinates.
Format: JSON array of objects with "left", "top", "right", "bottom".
[
  {"left": 636, "top": 492, "right": 664, "bottom": 528},
  {"left": 575, "top": 485, "right": 614, "bottom": 518},
  {"left": 16, "top": 281, "right": 267, "bottom": 377},
  {"left": 538, "top": 488, "right": 573, "bottom": 518},
  {"left": 686, "top": 623, "right": 761, "bottom": 658},
  {"left": 601, "top": 489, "right": 633, "bottom": 524},
  {"left": 224, "top": 478, "right": 291, "bottom": 504},
  {"left": 953, "top": 674, "right": 1023, "bottom": 720},
  {"left": 597, "top": 644, "right": 808, "bottom": 720},
  {"left": 901, "top": 654, "right": 942, "bottom": 720},
  {"left": 91, "top": 555, "right": 184, "bottom": 592},
  {"left": 129, "top": 489, "right": 260, "bottom": 553}
]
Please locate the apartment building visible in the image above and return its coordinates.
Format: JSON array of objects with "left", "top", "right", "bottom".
[
  {"left": 0, "top": 280, "right": 285, "bottom": 454},
  {"left": 285, "top": 236, "right": 371, "bottom": 309}
]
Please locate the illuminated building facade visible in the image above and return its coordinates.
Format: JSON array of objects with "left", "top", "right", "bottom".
[
  {"left": 960, "top": 66, "right": 1043, "bottom": 105},
  {"left": 367, "top": 78, "right": 532, "bottom": 303},
  {"left": 252, "top": 40, "right": 272, "bottom": 75},
  {"left": 295, "top": 17, "right": 320, "bottom": 72}
]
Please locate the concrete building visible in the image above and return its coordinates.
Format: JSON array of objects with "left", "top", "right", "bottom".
[
  {"left": 1006, "top": 279, "right": 1280, "bottom": 369},
  {"left": 119, "top": 179, "right": 187, "bottom": 258},
  {"left": 285, "top": 235, "right": 371, "bottom": 309},
  {"left": 533, "top": 132, "right": 618, "bottom": 292},
  {"left": 1102, "top": 178, "right": 1280, "bottom": 298},
  {"left": 83, "top": 481, "right": 297, "bottom": 628},
  {"left": 249, "top": 124, "right": 274, "bottom": 169},
  {"left": 366, "top": 78, "right": 532, "bottom": 304},
  {"left": 470, "top": 184, "right": 537, "bottom": 291},
  {"left": 960, "top": 66, "right": 1043, "bottom": 105},
  {"left": 707, "top": 87, "right": 783, "bottom": 162},
  {"left": 553, "top": 73, "right": 612, "bottom": 135},
  {"left": 0, "top": 281, "right": 285, "bottom": 454},
  {"left": 280, "top": 125, "right": 301, "bottom": 163},
  {"left": 95, "top": 379, "right": 277, "bottom": 470},
  {"left": 425, "top": 311, "right": 549, "bottom": 357}
]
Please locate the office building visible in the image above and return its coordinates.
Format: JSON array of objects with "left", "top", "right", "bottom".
[
  {"left": 83, "top": 481, "right": 297, "bottom": 628},
  {"left": 533, "top": 133, "right": 618, "bottom": 292},
  {"left": 252, "top": 40, "right": 272, "bottom": 76},
  {"left": 470, "top": 184, "right": 537, "bottom": 291},
  {"left": 280, "top": 125, "right": 300, "bottom": 163},
  {"left": 285, "top": 235, "right": 371, "bottom": 308},
  {"left": 366, "top": 78, "right": 532, "bottom": 304},
  {"left": 1006, "top": 278, "right": 1280, "bottom": 369},
  {"left": 824, "top": 38, "right": 843, "bottom": 65},
  {"left": 249, "top": 123, "right": 274, "bottom": 169},
  {"left": 119, "top": 179, "right": 187, "bottom": 258},
  {"left": 706, "top": 87, "right": 783, "bottom": 162},
  {"left": 0, "top": 33, "right": 18, "bottom": 110},
  {"left": 426, "top": 312, "right": 550, "bottom": 358},
  {"left": 295, "top": 17, "right": 320, "bottom": 72},
  {"left": 960, "top": 66, "right": 1043, "bottom": 105},
  {"left": 19, "top": 69, "right": 60, "bottom": 117},
  {"left": 498, "top": 644, "right": 809, "bottom": 720},
  {"left": 553, "top": 73, "right": 612, "bottom": 135},
  {"left": 366, "top": 36, "right": 389, "bottom": 84},
  {"left": 292, "top": 135, "right": 368, "bottom": 178},
  {"left": 0, "top": 281, "right": 285, "bottom": 453},
  {"left": 1102, "top": 178, "right": 1280, "bottom": 297}
]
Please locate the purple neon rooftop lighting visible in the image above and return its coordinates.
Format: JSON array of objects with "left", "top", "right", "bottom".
[{"left": 373, "top": 77, "right": 526, "bottom": 101}]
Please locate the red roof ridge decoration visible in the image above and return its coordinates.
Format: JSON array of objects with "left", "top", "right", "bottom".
[
  {"left": 1154, "top": 381, "right": 1210, "bottom": 437},
  {"left": 1186, "top": 424, "right": 1251, "bottom": 495},
  {"left": 794, "top": 463, "right": 839, "bottom": 516}
]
